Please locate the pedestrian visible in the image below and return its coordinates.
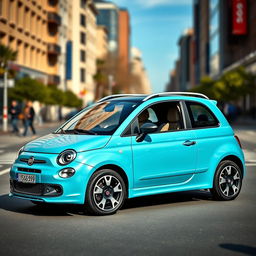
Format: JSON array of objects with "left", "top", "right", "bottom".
[
  {"left": 9, "top": 100, "right": 21, "bottom": 135},
  {"left": 23, "top": 101, "right": 36, "bottom": 137}
]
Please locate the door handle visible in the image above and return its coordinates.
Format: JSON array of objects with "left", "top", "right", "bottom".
[{"left": 183, "top": 140, "right": 196, "bottom": 146}]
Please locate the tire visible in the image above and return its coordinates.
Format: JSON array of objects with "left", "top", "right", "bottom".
[
  {"left": 85, "top": 169, "right": 127, "bottom": 216},
  {"left": 211, "top": 160, "right": 242, "bottom": 201}
]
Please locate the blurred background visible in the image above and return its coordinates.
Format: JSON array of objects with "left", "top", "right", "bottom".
[{"left": 0, "top": 0, "right": 255, "bottom": 131}]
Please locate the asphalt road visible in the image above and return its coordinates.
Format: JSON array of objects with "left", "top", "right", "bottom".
[{"left": 0, "top": 124, "right": 255, "bottom": 256}]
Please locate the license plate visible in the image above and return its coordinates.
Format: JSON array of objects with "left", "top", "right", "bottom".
[{"left": 18, "top": 173, "right": 36, "bottom": 184}]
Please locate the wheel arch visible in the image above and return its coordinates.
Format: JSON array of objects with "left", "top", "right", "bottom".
[
  {"left": 93, "top": 164, "right": 129, "bottom": 196},
  {"left": 219, "top": 155, "right": 244, "bottom": 178}
]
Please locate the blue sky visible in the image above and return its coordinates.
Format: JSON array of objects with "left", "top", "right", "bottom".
[{"left": 113, "top": 0, "right": 193, "bottom": 92}]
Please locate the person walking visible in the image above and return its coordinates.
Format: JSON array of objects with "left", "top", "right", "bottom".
[
  {"left": 23, "top": 101, "right": 36, "bottom": 137},
  {"left": 9, "top": 100, "right": 21, "bottom": 135}
]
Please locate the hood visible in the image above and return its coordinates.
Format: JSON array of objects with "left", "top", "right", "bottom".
[{"left": 24, "top": 133, "right": 111, "bottom": 154}]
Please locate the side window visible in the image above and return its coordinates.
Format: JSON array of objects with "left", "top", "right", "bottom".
[
  {"left": 186, "top": 102, "right": 219, "bottom": 128},
  {"left": 137, "top": 102, "right": 184, "bottom": 134}
]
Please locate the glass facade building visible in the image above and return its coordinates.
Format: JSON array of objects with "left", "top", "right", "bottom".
[
  {"left": 95, "top": 2, "right": 119, "bottom": 54},
  {"left": 209, "top": 0, "right": 220, "bottom": 76}
]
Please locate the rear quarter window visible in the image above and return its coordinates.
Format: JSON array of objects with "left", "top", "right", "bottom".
[{"left": 186, "top": 102, "right": 219, "bottom": 128}]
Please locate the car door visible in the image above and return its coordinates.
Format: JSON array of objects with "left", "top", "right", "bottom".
[
  {"left": 185, "top": 101, "right": 223, "bottom": 174},
  {"left": 131, "top": 101, "right": 197, "bottom": 188}
]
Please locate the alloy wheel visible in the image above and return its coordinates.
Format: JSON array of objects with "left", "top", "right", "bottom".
[
  {"left": 219, "top": 165, "right": 241, "bottom": 197},
  {"left": 93, "top": 175, "right": 124, "bottom": 212}
]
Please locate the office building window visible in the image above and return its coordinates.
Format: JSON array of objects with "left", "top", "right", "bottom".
[
  {"left": 80, "top": 14, "right": 86, "bottom": 27},
  {"left": 209, "top": 0, "right": 220, "bottom": 76},
  {"left": 81, "top": 0, "right": 86, "bottom": 9},
  {"left": 80, "top": 50, "right": 86, "bottom": 62},
  {"left": 80, "top": 32, "right": 86, "bottom": 45},
  {"left": 0, "top": 0, "right": 3, "bottom": 16},
  {"left": 80, "top": 68, "right": 86, "bottom": 83}
]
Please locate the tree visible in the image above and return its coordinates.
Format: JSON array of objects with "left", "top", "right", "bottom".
[
  {"left": 0, "top": 43, "right": 17, "bottom": 74},
  {"left": 44, "top": 85, "right": 65, "bottom": 106},
  {"left": 9, "top": 77, "right": 47, "bottom": 102},
  {"left": 191, "top": 66, "right": 256, "bottom": 102},
  {"left": 63, "top": 90, "right": 83, "bottom": 108}
]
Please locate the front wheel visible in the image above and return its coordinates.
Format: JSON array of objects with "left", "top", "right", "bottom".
[
  {"left": 85, "top": 169, "right": 126, "bottom": 215},
  {"left": 211, "top": 160, "right": 242, "bottom": 201}
]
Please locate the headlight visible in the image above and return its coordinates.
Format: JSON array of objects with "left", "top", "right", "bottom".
[
  {"left": 57, "top": 149, "right": 77, "bottom": 165},
  {"left": 17, "top": 146, "right": 24, "bottom": 158}
]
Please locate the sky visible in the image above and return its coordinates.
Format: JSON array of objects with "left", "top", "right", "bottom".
[{"left": 112, "top": 0, "right": 193, "bottom": 93}]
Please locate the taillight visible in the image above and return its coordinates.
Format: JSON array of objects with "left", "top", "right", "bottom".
[{"left": 235, "top": 135, "right": 242, "bottom": 148}]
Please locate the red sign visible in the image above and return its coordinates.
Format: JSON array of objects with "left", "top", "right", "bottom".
[{"left": 232, "top": 0, "right": 247, "bottom": 35}]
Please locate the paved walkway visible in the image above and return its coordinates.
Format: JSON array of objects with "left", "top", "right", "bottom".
[{"left": 0, "top": 122, "right": 61, "bottom": 148}]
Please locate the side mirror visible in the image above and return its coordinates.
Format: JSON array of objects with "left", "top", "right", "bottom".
[{"left": 136, "top": 122, "right": 158, "bottom": 142}]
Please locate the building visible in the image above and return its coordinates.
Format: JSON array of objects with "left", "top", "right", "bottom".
[
  {"left": 193, "top": 0, "right": 210, "bottom": 84},
  {"left": 192, "top": 0, "right": 256, "bottom": 111},
  {"left": 194, "top": 0, "right": 256, "bottom": 78},
  {"left": 58, "top": 0, "right": 72, "bottom": 91},
  {"left": 166, "top": 60, "right": 181, "bottom": 92},
  {"left": 130, "top": 47, "right": 151, "bottom": 94},
  {"left": 0, "top": 0, "right": 61, "bottom": 84},
  {"left": 95, "top": 0, "right": 119, "bottom": 55},
  {"left": 71, "top": 0, "right": 97, "bottom": 104},
  {"left": 96, "top": 25, "right": 108, "bottom": 59},
  {"left": 118, "top": 8, "right": 130, "bottom": 93},
  {"left": 177, "top": 29, "right": 194, "bottom": 91}
]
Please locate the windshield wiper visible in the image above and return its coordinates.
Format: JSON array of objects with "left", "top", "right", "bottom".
[
  {"left": 55, "top": 128, "right": 66, "bottom": 134},
  {"left": 73, "top": 129, "right": 97, "bottom": 135}
]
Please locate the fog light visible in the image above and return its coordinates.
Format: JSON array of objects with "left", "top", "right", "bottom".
[
  {"left": 43, "top": 185, "right": 62, "bottom": 196},
  {"left": 59, "top": 168, "right": 75, "bottom": 178}
]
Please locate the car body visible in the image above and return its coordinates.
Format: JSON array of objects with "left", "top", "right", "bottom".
[{"left": 9, "top": 93, "right": 245, "bottom": 215}]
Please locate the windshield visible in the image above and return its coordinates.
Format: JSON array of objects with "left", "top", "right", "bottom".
[{"left": 56, "top": 101, "right": 140, "bottom": 135}]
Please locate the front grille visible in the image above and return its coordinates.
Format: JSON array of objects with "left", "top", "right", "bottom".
[
  {"left": 10, "top": 180, "right": 63, "bottom": 197},
  {"left": 17, "top": 167, "right": 41, "bottom": 174},
  {"left": 20, "top": 158, "right": 46, "bottom": 164},
  {"left": 11, "top": 180, "right": 42, "bottom": 196}
]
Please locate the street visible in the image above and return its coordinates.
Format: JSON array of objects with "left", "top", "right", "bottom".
[{"left": 0, "top": 123, "right": 256, "bottom": 256}]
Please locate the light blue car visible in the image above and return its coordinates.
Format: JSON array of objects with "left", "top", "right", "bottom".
[{"left": 10, "top": 93, "right": 245, "bottom": 215}]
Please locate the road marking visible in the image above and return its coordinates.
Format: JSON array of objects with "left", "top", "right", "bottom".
[
  {"left": 0, "top": 168, "right": 10, "bottom": 176},
  {"left": 246, "top": 160, "right": 256, "bottom": 163},
  {"left": 0, "top": 161, "right": 13, "bottom": 164},
  {"left": 246, "top": 163, "right": 256, "bottom": 167}
]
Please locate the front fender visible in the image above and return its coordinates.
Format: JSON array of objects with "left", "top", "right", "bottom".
[{"left": 76, "top": 136, "right": 133, "bottom": 189}]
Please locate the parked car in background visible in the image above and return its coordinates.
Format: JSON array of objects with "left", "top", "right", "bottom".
[{"left": 10, "top": 93, "right": 245, "bottom": 215}]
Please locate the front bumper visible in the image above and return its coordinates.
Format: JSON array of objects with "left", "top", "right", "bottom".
[{"left": 9, "top": 151, "right": 94, "bottom": 204}]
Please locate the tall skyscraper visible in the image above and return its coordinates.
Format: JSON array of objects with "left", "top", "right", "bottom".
[
  {"left": 95, "top": 0, "right": 119, "bottom": 55},
  {"left": 118, "top": 8, "right": 130, "bottom": 93}
]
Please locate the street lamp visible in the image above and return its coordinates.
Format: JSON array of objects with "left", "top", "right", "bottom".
[{"left": 3, "top": 70, "right": 8, "bottom": 132}]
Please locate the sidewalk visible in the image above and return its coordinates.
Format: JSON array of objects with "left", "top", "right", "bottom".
[
  {"left": 232, "top": 116, "right": 256, "bottom": 130},
  {"left": 0, "top": 122, "right": 62, "bottom": 148}
]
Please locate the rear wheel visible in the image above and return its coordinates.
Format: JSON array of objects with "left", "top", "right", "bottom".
[
  {"left": 211, "top": 160, "right": 242, "bottom": 201},
  {"left": 85, "top": 169, "right": 126, "bottom": 215}
]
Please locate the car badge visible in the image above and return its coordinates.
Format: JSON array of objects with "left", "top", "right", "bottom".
[{"left": 28, "top": 156, "right": 35, "bottom": 166}]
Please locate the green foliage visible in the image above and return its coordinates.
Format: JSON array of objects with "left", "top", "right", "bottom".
[
  {"left": 0, "top": 43, "right": 17, "bottom": 73},
  {"left": 9, "top": 77, "right": 47, "bottom": 102},
  {"left": 63, "top": 90, "right": 83, "bottom": 108},
  {"left": 9, "top": 77, "right": 82, "bottom": 108},
  {"left": 44, "top": 85, "right": 65, "bottom": 105},
  {"left": 191, "top": 66, "right": 256, "bottom": 102}
]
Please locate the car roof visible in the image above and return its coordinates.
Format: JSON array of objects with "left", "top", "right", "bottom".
[{"left": 98, "top": 92, "right": 210, "bottom": 104}]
